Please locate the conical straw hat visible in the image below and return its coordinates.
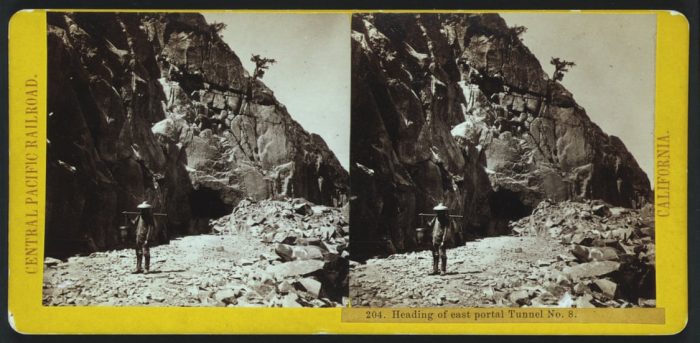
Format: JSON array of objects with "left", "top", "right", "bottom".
[{"left": 433, "top": 203, "right": 448, "bottom": 211}]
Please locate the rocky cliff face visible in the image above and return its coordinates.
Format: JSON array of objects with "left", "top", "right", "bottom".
[
  {"left": 46, "top": 12, "right": 348, "bottom": 257},
  {"left": 350, "top": 13, "right": 652, "bottom": 260}
]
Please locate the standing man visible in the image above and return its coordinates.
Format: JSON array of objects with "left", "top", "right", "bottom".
[
  {"left": 430, "top": 203, "right": 451, "bottom": 275},
  {"left": 132, "top": 201, "right": 156, "bottom": 274}
]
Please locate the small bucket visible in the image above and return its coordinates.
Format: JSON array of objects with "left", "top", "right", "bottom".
[
  {"left": 416, "top": 227, "right": 426, "bottom": 243},
  {"left": 119, "top": 225, "right": 129, "bottom": 243}
]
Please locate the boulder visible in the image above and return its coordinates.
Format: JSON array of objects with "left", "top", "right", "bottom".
[
  {"left": 281, "top": 293, "right": 302, "bottom": 308},
  {"left": 611, "top": 228, "right": 635, "bottom": 241},
  {"left": 575, "top": 294, "right": 595, "bottom": 308},
  {"left": 44, "top": 257, "right": 62, "bottom": 267},
  {"left": 564, "top": 261, "right": 620, "bottom": 281},
  {"left": 570, "top": 233, "right": 595, "bottom": 246},
  {"left": 609, "top": 207, "right": 630, "bottom": 217},
  {"left": 572, "top": 282, "right": 589, "bottom": 295},
  {"left": 638, "top": 299, "right": 655, "bottom": 307},
  {"left": 322, "top": 241, "right": 345, "bottom": 255},
  {"left": 592, "top": 279, "right": 618, "bottom": 298},
  {"left": 275, "top": 244, "right": 294, "bottom": 262},
  {"left": 277, "top": 281, "right": 294, "bottom": 295},
  {"left": 508, "top": 289, "right": 531, "bottom": 306},
  {"left": 294, "top": 203, "right": 312, "bottom": 216},
  {"left": 570, "top": 245, "right": 590, "bottom": 262},
  {"left": 318, "top": 226, "right": 337, "bottom": 240},
  {"left": 592, "top": 204, "right": 612, "bottom": 217},
  {"left": 275, "top": 244, "right": 324, "bottom": 262},
  {"left": 214, "top": 289, "right": 239, "bottom": 305},
  {"left": 292, "top": 245, "right": 325, "bottom": 261},
  {"left": 588, "top": 247, "right": 619, "bottom": 262},
  {"left": 296, "top": 277, "right": 322, "bottom": 298},
  {"left": 266, "top": 260, "right": 324, "bottom": 279}
]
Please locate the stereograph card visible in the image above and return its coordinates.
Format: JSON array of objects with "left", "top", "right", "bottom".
[{"left": 6, "top": 8, "right": 689, "bottom": 335}]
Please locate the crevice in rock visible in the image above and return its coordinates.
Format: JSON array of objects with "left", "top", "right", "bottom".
[
  {"left": 487, "top": 188, "right": 533, "bottom": 235},
  {"left": 189, "top": 186, "right": 233, "bottom": 221}
]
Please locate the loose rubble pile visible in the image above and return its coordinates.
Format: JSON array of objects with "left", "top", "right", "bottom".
[
  {"left": 43, "top": 198, "right": 349, "bottom": 308},
  {"left": 351, "top": 200, "right": 655, "bottom": 308},
  {"left": 214, "top": 198, "right": 350, "bottom": 305},
  {"left": 508, "top": 200, "right": 655, "bottom": 308}
]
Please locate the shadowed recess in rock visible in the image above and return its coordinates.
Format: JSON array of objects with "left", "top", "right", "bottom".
[
  {"left": 487, "top": 189, "right": 533, "bottom": 235},
  {"left": 189, "top": 188, "right": 234, "bottom": 220}
]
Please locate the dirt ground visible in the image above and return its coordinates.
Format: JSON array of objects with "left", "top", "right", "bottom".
[
  {"left": 350, "top": 236, "right": 567, "bottom": 307},
  {"left": 43, "top": 231, "right": 323, "bottom": 307}
]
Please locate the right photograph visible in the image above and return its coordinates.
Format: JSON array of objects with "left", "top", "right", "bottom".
[{"left": 349, "top": 13, "right": 656, "bottom": 308}]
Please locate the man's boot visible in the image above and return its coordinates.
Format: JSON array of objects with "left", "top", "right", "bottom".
[
  {"left": 133, "top": 255, "right": 143, "bottom": 274},
  {"left": 431, "top": 258, "right": 439, "bottom": 275},
  {"left": 440, "top": 257, "right": 447, "bottom": 276},
  {"left": 144, "top": 255, "right": 150, "bottom": 274}
]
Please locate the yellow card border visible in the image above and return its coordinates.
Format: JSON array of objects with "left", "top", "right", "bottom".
[{"left": 7, "top": 9, "right": 688, "bottom": 335}]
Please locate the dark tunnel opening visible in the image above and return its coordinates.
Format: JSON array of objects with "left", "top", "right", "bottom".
[
  {"left": 487, "top": 189, "right": 533, "bottom": 236},
  {"left": 189, "top": 187, "right": 233, "bottom": 221}
]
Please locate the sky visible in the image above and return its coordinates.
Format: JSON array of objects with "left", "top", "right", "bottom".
[
  {"left": 500, "top": 13, "right": 657, "bottom": 180},
  {"left": 202, "top": 13, "right": 350, "bottom": 170}
]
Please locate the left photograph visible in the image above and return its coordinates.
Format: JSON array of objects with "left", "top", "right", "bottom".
[{"left": 42, "top": 12, "right": 350, "bottom": 307}]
